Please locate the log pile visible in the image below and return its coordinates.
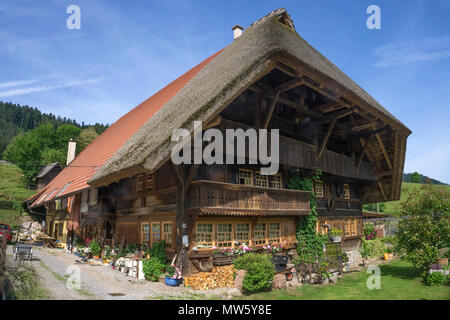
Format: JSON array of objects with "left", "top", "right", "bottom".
[{"left": 185, "top": 265, "right": 237, "bottom": 290}]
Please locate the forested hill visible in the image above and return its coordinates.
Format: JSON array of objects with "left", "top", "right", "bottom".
[
  {"left": 0, "top": 101, "right": 108, "bottom": 158},
  {"left": 403, "top": 172, "right": 447, "bottom": 185}
]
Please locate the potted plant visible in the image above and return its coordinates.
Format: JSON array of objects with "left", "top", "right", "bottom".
[
  {"left": 90, "top": 240, "right": 101, "bottom": 259},
  {"left": 165, "top": 264, "right": 182, "bottom": 286},
  {"left": 383, "top": 248, "right": 391, "bottom": 260},
  {"left": 330, "top": 229, "right": 343, "bottom": 242}
]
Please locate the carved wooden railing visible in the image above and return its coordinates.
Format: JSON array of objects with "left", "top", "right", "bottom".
[{"left": 186, "top": 180, "right": 311, "bottom": 215}]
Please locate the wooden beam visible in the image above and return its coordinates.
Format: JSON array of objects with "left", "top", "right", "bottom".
[
  {"left": 356, "top": 135, "right": 371, "bottom": 172},
  {"left": 253, "top": 84, "right": 324, "bottom": 118},
  {"left": 274, "top": 62, "right": 299, "bottom": 78},
  {"left": 263, "top": 90, "right": 281, "bottom": 129},
  {"left": 172, "top": 163, "right": 185, "bottom": 184},
  {"left": 319, "top": 108, "right": 354, "bottom": 124},
  {"left": 313, "top": 101, "right": 343, "bottom": 113},
  {"left": 184, "top": 164, "right": 200, "bottom": 194},
  {"left": 375, "top": 133, "right": 393, "bottom": 169},
  {"left": 317, "top": 117, "right": 337, "bottom": 158},
  {"left": 378, "top": 182, "right": 387, "bottom": 201},
  {"left": 274, "top": 78, "right": 304, "bottom": 93}
]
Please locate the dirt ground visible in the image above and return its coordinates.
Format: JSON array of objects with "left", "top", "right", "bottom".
[{"left": 7, "top": 246, "right": 240, "bottom": 300}]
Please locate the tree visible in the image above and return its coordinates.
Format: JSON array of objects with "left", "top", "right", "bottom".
[
  {"left": 4, "top": 123, "right": 81, "bottom": 187},
  {"left": 394, "top": 184, "right": 450, "bottom": 278},
  {"left": 410, "top": 171, "right": 422, "bottom": 183}
]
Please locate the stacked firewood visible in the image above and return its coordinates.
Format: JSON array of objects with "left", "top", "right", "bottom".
[{"left": 185, "top": 265, "right": 236, "bottom": 290}]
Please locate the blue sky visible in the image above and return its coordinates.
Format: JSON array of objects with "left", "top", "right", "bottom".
[{"left": 0, "top": 0, "right": 449, "bottom": 183}]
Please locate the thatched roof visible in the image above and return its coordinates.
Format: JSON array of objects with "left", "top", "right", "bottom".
[{"left": 89, "top": 8, "right": 410, "bottom": 193}]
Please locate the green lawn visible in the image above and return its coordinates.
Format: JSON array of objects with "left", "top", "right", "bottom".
[
  {"left": 236, "top": 259, "right": 450, "bottom": 300},
  {"left": 0, "top": 163, "right": 35, "bottom": 227},
  {"left": 0, "top": 163, "right": 35, "bottom": 201}
]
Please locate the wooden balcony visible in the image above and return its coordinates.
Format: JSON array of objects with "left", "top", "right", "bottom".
[{"left": 186, "top": 180, "right": 311, "bottom": 216}]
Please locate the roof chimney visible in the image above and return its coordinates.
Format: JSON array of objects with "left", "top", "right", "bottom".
[
  {"left": 66, "top": 139, "right": 76, "bottom": 166},
  {"left": 232, "top": 25, "right": 243, "bottom": 40}
]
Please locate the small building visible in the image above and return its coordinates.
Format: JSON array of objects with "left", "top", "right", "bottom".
[
  {"left": 29, "top": 8, "right": 411, "bottom": 272},
  {"left": 35, "top": 162, "right": 63, "bottom": 191}
]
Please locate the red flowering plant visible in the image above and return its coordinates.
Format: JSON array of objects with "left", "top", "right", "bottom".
[
  {"left": 363, "top": 224, "right": 376, "bottom": 240},
  {"left": 262, "top": 243, "right": 283, "bottom": 254},
  {"left": 166, "top": 264, "right": 182, "bottom": 280}
]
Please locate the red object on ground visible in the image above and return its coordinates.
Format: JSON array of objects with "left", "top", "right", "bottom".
[{"left": 0, "top": 223, "right": 12, "bottom": 243}]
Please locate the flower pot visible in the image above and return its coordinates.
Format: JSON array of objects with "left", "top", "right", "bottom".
[
  {"left": 165, "top": 277, "right": 181, "bottom": 287},
  {"left": 388, "top": 253, "right": 393, "bottom": 259},
  {"left": 383, "top": 253, "right": 390, "bottom": 260},
  {"left": 437, "top": 258, "right": 448, "bottom": 266},
  {"left": 331, "top": 236, "right": 342, "bottom": 243},
  {"left": 93, "top": 255, "right": 100, "bottom": 260}
]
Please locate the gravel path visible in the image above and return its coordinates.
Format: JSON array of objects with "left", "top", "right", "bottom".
[{"left": 7, "top": 246, "right": 239, "bottom": 300}]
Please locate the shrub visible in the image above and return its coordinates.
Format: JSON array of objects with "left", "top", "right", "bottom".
[
  {"left": 89, "top": 240, "right": 101, "bottom": 256},
  {"left": 234, "top": 253, "right": 275, "bottom": 293},
  {"left": 360, "top": 238, "right": 385, "bottom": 260},
  {"left": 234, "top": 253, "right": 270, "bottom": 270},
  {"left": 363, "top": 224, "right": 376, "bottom": 240},
  {"left": 142, "top": 257, "right": 166, "bottom": 281},
  {"left": 394, "top": 184, "right": 450, "bottom": 278},
  {"left": 425, "top": 272, "right": 447, "bottom": 286},
  {"left": 148, "top": 240, "right": 167, "bottom": 264}
]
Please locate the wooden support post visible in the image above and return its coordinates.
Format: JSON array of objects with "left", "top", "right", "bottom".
[
  {"left": 317, "top": 117, "right": 337, "bottom": 158},
  {"left": 356, "top": 135, "right": 371, "bottom": 171},
  {"left": 378, "top": 182, "right": 387, "bottom": 201},
  {"left": 375, "top": 133, "right": 392, "bottom": 170},
  {"left": 263, "top": 90, "right": 281, "bottom": 129}
]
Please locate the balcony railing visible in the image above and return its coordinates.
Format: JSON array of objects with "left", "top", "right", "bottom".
[{"left": 186, "top": 180, "right": 311, "bottom": 216}]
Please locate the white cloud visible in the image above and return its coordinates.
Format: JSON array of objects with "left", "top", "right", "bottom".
[
  {"left": 0, "top": 79, "right": 39, "bottom": 88},
  {"left": 374, "top": 35, "right": 450, "bottom": 67},
  {"left": 0, "top": 77, "right": 104, "bottom": 97}
]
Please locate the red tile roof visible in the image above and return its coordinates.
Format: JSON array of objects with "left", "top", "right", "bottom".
[{"left": 30, "top": 50, "right": 222, "bottom": 207}]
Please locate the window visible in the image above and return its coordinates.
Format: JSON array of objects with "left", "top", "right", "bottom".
[
  {"left": 196, "top": 223, "right": 213, "bottom": 248},
  {"left": 217, "top": 223, "right": 233, "bottom": 248},
  {"left": 239, "top": 169, "right": 253, "bottom": 186},
  {"left": 343, "top": 184, "right": 350, "bottom": 199},
  {"left": 255, "top": 172, "right": 268, "bottom": 188},
  {"left": 236, "top": 223, "right": 250, "bottom": 244},
  {"left": 58, "top": 223, "right": 63, "bottom": 236},
  {"left": 136, "top": 174, "right": 144, "bottom": 193},
  {"left": 146, "top": 174, "right": 154, "bottom": 192},
  {"left": 269, "top": 174, "right": 283, "bottom": 189},
  {"left": 151, "top": 223, "right": 161, "bottom": 242},
  {"left": 162, "top": 222, "right": 173, "bottom": 248},
  {"left": 351, "top": 219, "right": 357, "bottom": 235},
  {"left": 142, "top": 223, "right": 150, "bottom": 243},
  {"left": 254, "top": 223, "right": 267, "bottom": 245},
  {"left": 269, "top": 223, "right": 281, "bottom": 243},
  {"left": 314, "top": 180, "right": 324, "bottom": 197}
]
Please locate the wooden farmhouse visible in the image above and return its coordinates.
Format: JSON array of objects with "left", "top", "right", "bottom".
[{"left": 28, "top": 9, "right": 410, "bottom": 274}]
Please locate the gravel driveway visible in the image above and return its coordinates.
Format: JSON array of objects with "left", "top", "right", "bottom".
[{"left": 7, "top": 246, "right": 239, "bottom": 300}]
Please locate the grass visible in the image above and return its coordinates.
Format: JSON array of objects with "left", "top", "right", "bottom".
[
  {"left": 0, "top": 163, "right": 35, "bottom": 228},
  {"left": 0, "top": 163, "right": 35, "bottom": 201},
  {"left": 235, "top": 259, "right": 450, "bottom": 300},
  {"left": 369, "top": 182, "right": 450, "bottom": 216}
]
